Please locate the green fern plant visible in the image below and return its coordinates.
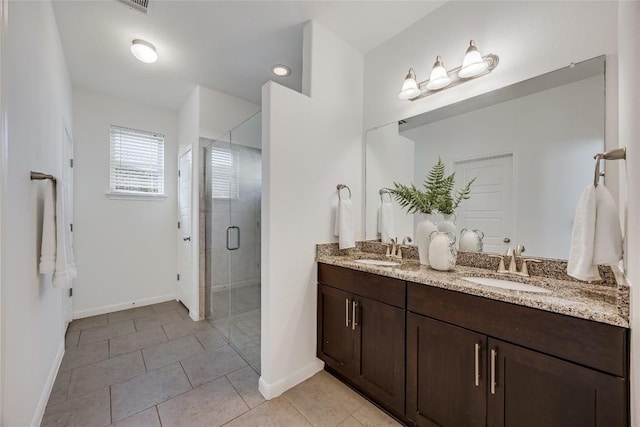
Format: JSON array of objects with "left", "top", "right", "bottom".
[{"left": 386, "top": 158, "right": 475, "bottom": 215}]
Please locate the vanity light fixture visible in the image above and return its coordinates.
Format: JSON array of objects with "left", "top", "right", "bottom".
[
  {"left": 272, "top": 64, "right": 291, "bottom": 77},
  {"left": 398, "top": 40, "right": 499, "bottom": 101},
  {"left": 130, "top": 39, "right": 158, "bottom": 63}
]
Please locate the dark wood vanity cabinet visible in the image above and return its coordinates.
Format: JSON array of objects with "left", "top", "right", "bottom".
[
  {"left": 317, "top": 263, "right": 406, "bottom": 415},
  {"left": 407, "top": 282, "right": 628, "bottom": 427}
]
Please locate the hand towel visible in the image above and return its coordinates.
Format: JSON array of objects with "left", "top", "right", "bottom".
[
  {"left": 593, "top": 184, "right": 623, "bottom": 265},
  {"left": 567, "top": 184, "right": 623, "bottom": 281},
  {"left": 334, "top": 199, "right": 355, "bottom": 249},
  {"left": 53, "top": 179, "right": 77, "bottom": 289},
  {"left": 39, "top": 180, "right": 56, "bottom": 274},
  {"left": 378, "top": 200, "right": 395, "bottom": 244}
]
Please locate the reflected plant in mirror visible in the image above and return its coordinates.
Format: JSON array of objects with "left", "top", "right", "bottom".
[{"left": 386, "top": 158, "right": 476, "bottom": 265}]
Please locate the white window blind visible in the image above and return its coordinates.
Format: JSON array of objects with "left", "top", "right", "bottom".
[
  {"left": 211, "top": 145, "right": 239, "bottom": 199},
  {"left": 110, "top": 125, "right": 165, "bottom": 195}
]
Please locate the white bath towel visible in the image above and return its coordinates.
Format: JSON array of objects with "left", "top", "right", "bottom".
[
  {"left": 334, "top": 199, "right": 355, "bottom": 249},
  {"left": 378, "top": 200, "right": 395, "bottom": 244},
  {"left": 52, "top": 179, "right": 77, "bottom": 289},
  {"left": 39, "top": 180, "right": 56, "bottom": 274},
  {"left": 567, "top": 184, "right": 623, "bottom": 281}
]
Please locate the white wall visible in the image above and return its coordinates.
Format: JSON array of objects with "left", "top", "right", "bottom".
[
  {"left": 618, "top": 1, "right": 640, "bottom": 425},
  {"left": 199, "top": 86, "right": 260, "bottom": 141},
  {"left": 260, "top": 21, "right": 363, "bottom": 398},
  {"left": 1, "top": 1, "right": 72, "bottom": 424},
  {"left": 72, "top": 89, "right": 178, "bottom": 317}
]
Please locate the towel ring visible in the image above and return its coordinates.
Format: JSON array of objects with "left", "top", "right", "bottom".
[
  {"left": 379, "top": 189, "right": 392, "bottom": 203},
  {"left": 593, "top": 147, "right": 626, "bottom": 187},
  {"left": 337, "top": 184, "right": 351, "bottom": 200}
]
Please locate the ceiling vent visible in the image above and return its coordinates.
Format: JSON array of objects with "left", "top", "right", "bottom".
[{"left": 118, "top": 0, "right": 150, "bottom": 14}]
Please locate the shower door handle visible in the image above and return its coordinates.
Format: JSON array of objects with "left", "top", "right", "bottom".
[{"left": 226, "top": 226, "right": 240, "bottom": 251}]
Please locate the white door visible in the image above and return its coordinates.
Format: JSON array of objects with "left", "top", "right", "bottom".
[
  {"left": 62, "top": 127, "right": 74, "bottom": 328},
  {"left": 454, "top": 154, "right": 514, "bottom": 254},
  {"left": 178, "top": 150, "right": 193, "bottom": 311}
]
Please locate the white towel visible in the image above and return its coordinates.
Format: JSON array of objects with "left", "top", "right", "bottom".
[
  {"left": 593, "top": 185, "right": 623, "bottom": 265},
  {"left": 378, "top": 200, "right": 395, "bottom": 244},
  {"left": 334, "top": 199, "right": 355, "bottom": 249},
  {"left": 39, "top": 180, "right": 56, "bottom": 274},
  {"left": 567, "top": 184, "right": 623, "bottom": 281},
  {"left": 52, "top": 179, "right": 77, "bottom": 289}
]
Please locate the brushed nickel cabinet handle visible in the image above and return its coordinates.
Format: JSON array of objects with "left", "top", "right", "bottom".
[
  {"left": 490, "top": 348, "right": 497, "bottom": 395},
  {"left": 345, "top": 299, "right": 350, "bottom": 328},
  {"left": 474, "top": 343, "right": 480, "bottom": 387},
  {"left": 352, "top": 301, "right": 358, "bottom": 330}
]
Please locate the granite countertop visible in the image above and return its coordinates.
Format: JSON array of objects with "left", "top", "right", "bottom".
[{"left": 316, "top": 250, "right": 630, "bottom": 328}]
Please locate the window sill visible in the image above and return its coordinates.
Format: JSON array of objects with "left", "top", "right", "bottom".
[{"left": 106, "top": 192, "right": 167, "bottom": 201}]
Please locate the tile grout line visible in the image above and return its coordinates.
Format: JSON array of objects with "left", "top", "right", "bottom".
[
  {"left": 155, "top": 405, "right": 164, "bottom": 427},
  {"left": 109, "top": 385, "right": 113, "bottom": 425},
  {"left": 140, "top": 349, "right": 149, "bottom": 373},
  {"left": 179, "top": 361, "right": 195, "bottom": 389}
]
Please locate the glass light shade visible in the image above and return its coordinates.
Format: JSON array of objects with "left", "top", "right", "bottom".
[
  {"left": 426, "top": 56, "right": 451, "bottom": 91},
  {"left": 459, "top": 41, "right": 488, "bottom": 78},
  {"left": 131, "top": 39, "right": 158, "bottom": 64},
  {"left": 398, "top": 70, "right": 421, "bottom": 99},
  {"left": 272, "top": 65, "right": 291, "bottom": 76}
]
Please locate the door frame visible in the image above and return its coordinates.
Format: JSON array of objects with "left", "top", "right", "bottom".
[
  {"left": 61, "top": 124, "right": 74, "bottom": 329},
  {"left": 177, "top": 147, "right": 198, "bottom": 320},
  {"left": 450, "top": 150, "right": 518, "bottom": 251}
]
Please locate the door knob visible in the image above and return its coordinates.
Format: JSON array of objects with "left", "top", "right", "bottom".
[
  {"left": 503, "top": 238, "right": 511, "bottom": 243},
  {"left": 183, "top": 236, "right": 191, "bottom": 242}
]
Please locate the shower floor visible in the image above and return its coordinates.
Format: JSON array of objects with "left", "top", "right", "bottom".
[{"left": 210, "top": 283, "right": 261, "bottom": 373}]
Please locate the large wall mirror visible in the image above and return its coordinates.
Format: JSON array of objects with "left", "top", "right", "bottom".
[{"left": 365, "top": 55, "right": 610, "bottom": 260}]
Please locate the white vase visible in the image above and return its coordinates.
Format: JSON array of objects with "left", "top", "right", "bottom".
[
  {"left": 438, "top": 213, "right": 458, "bottom": 236},
  {"left": 416, "top": 214, "right": 438, "bottom": 266},
  {"left": 460, "top": 228, "right": 485, "bottom": 252},
  {"left": 428, "top": 231, "right": 458, "bottom": 271}
]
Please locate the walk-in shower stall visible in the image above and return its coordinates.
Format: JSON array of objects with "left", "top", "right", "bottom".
[{"left": 200, "top": 112, "right": 261, "bottom": 373}]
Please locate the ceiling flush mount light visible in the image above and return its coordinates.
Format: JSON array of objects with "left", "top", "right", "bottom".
[
  {"left": 398, "top": 40, "right": 499, "bottom": 101},
  {"left": 272, "top": 64, "right": 291, "bottom": 77},
  {"left": 130, "top": 39, "right": 158, "bottom": 63},
  {"left": 398, "top": 68, "right": 421, "bottom": 100}
]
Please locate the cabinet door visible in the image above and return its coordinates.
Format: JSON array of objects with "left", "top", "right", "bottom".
[
  {"left": 317, "top": 284, "right": 353, "bottom": 378},
  {"left": 487, "top": 338, "right": 627, "bottom": 427},
  {"left": 353, "top": 296, "right": 405, "bottom": 415},
  {"left": 407, "top": 313, "right": 487, "bottom": 427}
]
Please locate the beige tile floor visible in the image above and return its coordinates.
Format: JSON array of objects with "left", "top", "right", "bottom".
[{"left": 43, "top": 301, "right": 402, "bottom": 427}]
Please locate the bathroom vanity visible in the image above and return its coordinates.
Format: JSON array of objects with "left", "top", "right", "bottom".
[{"left": 316, "top": 246, "right": 629, "bottom": 426}]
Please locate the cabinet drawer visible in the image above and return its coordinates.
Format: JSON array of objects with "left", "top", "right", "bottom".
[
  {"left": 318, "top": 263, "right": 406, "bottom": 308},
  {"left": 407, "top": 282, "right": 628, "bottom": 377}
]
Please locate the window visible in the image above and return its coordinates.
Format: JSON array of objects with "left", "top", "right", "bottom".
[
  {"left": 109, "top": 125, "right": 164, "bottom": 196},
  {"left": 211, "top": 145, "right": 239, "bottom": 199}
]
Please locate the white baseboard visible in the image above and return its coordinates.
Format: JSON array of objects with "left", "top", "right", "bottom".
[
  {"left": 258, "top": 359, "right": 325, "bottom": 400},
  {"left": 73, "top": 293, "right": 177, "bottom": 319},
  {"left": 31, "top": 341, "right": 65, "bottom": 427}
]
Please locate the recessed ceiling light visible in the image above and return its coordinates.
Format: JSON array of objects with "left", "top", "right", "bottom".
[
  {"left": 131, "top": 39, "right": 158, "bottom": 63},
  {"left": 272, "top": 65, "right": 291, "bottom": 77}
]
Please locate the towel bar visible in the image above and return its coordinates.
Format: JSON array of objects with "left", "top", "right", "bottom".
[
  {"left": 593, "top": 147, "right": 626, "bottom": 187},
  {"left": 30, "top": 171, "right": 56, "bottom": 182},
  {"left": 337, "top": 184, "right": 351, "bottom": 200}
]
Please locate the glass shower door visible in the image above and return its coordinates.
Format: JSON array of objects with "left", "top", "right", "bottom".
[{"left": 228, "top": 112, "right": 262, "bottom": 373}]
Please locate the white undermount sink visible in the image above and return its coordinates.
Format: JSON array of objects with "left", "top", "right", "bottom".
[
  {"left": 462, "top": 276, "right": 552, "bottom": 293},
  {"left": 354, "top": 259, "right": 401, "bottom": 267}
]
